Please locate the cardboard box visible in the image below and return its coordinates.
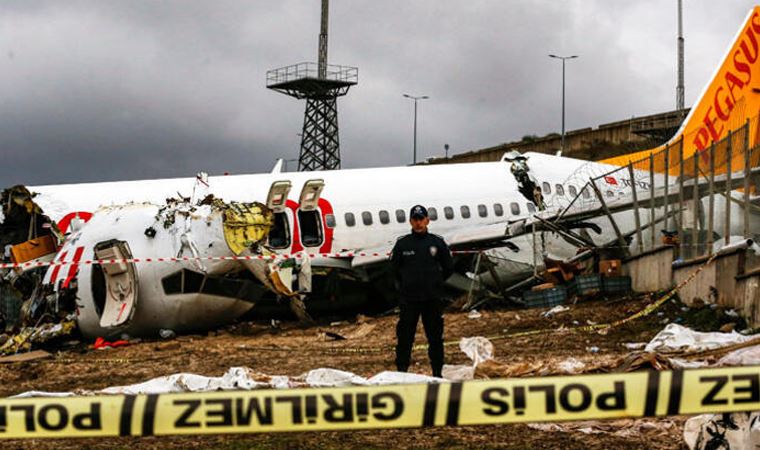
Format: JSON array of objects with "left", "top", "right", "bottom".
[
  {"left": 10, "top": 235, "right": 58, "bottom": 264},
  {"left": 532, "top": 282, "right": 555, "bottom": 292},
  {"left": 599, "top": 259, "right": 622, "bottom": 278}
]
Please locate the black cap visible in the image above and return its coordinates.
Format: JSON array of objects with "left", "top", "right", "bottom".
[{"left": 410, "top": 205, "right": 428, "bottom": 219}]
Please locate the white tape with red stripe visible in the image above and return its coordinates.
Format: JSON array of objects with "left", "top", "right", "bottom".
[{"left": 0, "top": 249, "right": 481, "bottom": 271}]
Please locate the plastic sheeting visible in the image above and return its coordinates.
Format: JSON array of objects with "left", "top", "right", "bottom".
[
  {"left": 644, "top": 323, "right": 751, "bottom": 354},
  {"left": 13, "top": 337, "right": 499, "bottom": 397},
  {"left": 684, "top": 413, "right": 760, "bottom": 450}
]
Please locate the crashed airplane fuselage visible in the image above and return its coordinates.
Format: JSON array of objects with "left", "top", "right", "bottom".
[
  {"left": 13, "top": 147, "right": 760, "bottom": 339},
  {"left": 20, "top": 153, "right": 626, "bottom": 338}
]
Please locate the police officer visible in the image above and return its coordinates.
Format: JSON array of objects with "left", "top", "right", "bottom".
[{"left": 390, "top": 205, "right": 454, "bottom": 378}]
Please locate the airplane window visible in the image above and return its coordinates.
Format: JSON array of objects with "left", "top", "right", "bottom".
[
  {"left": 345, "top": 212, "right": 356, "bottom": 227},
  {"left": 325, "top": 214, "right": 336, "bottom": 228},
  {"left": 582, "top": 187, "right": 591, "bottom": 199},
  {"left": 460, "top": 205, "right": 471, "bottom": 218},
  {"left": 379, "top": 210, "right": 390, "bottom": 224},
  {"left": 542, "top": 182, "right": 551, "bottom": 194},
  {"left": 161, "top": 269, "right": 264, "bottom": 303},
  {"left": 428, "top": 207, "right": 438, "bottom": 221},
  {"left": 444, "top": 206, "right": 454, "bottom": 220},
  {"left": 569, "top": 185, "right": 578, "bottom": 197},
  {"left": 493, "top": 203, "right": 504, "bottom": 217},
  {"left": 362, "top": 211, "right": 373, "bottom": 226},
  {"left": 510, "top": 202, "right": 521, "bottom": 215},
  {"left": 268, "top": 212, "right": 291, "bottom": 249},
  {"left": 527, "top": 202, "right": 536, "bottom": 213},
  {"left": 477, "top": 204, "right": 487, "bottom": 217},
  {"left": 298, "top": 210, "right": 323, "bottom": 247},
  {"left": 395, "top": 209, "right": 406, "bottom": 223},
  {"left": 556, "top": 184, "right": 565, "bottom": 196}
]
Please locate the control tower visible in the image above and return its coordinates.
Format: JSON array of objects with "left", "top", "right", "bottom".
[{"left": 266, "top": 0, "right": 357, "bottom": 171}]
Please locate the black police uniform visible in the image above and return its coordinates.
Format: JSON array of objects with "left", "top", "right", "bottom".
[{"left": 390, "top": 206, "right": 454, "bottom": 378}]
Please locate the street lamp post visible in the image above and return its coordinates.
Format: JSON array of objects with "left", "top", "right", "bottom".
[
  {"left": 403, "top": 94, "right": 429, "bottom": 164},
  {"left": 548, "top": 54, "right": 578, "bottom": 155}
]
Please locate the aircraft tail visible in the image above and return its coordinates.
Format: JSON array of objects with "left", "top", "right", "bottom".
[{"left": 602, "top": 6, "right": 760, "bottom": 168}]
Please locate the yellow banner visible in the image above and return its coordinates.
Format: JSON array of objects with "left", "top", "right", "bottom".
[{"left": 2, "top": 366, "right": 760, "bottom": 439}]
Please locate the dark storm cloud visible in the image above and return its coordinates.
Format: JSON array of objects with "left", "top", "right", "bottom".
[{"left": 0, "top": 0, "right": 752, "bottom": 184}]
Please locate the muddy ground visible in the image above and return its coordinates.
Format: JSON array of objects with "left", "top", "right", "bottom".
[{"left": 1, "top": 293, "right": 722, "bottom": 449}]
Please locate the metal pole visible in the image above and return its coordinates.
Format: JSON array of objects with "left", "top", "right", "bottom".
[
  {"left": 650, "top": 153, "right": 656, "bottom": 249},
  {"left": 678, "top": 137, "right": 684, "bottom": 258},
  {"left": 413, "top": 99, "right": 418, "bottom": 164},
  {"left": 318, "top": 0, "right": 329, "bottom": 79},
  {"left": 677, "top": 0, "right": 685, "bottom": 112},
  {"left": 744, "top": 119, "right": 751, "bottom": 239},
  {"left": 708, "top": 141, "right": 715, "bottom": 255},
  {"left": 664, "top": 145, "right": 670, "bottom": 230},
  {"left": 692, "top": 153, "right": 700, "bottom": 257},
  {"left": 725, "top": 129, "right": 733, "bottom": 246},
  {"left": 561, "top": 59, "right": 566, "bottom": 154},
  {"left": 549, "top": 55, "right": 578, "bottom": 155},
  {"left": 403, "top": 94, "right": 428, "bottom": 165},
  {"left": 628, "top": 163, "right": 643, "bottom": 253},
  {"left": 590, "top": 178, "right": 628, "bottom": 254}
]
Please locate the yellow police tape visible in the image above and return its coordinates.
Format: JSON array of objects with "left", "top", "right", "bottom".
[{"left": 2, "top": 365, "right": 760, "bottom": 438}]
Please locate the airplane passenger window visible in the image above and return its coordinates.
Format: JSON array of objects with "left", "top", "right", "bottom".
[
  {"left": 493, "top": 203, "right": 504, "bottom": 217},
  {"left": 526, "top": 202, "right": 536, "bottom": 213},
  {"left": 345, "top": 212, "right": 356, "bottom": 227},
  {"left": 542, "top": 182, "right": 551, "bottom": 194},
  {"left": 556, "top": 184, "right": 565, "bottom": 196},
  {"left": 325, "top": 214, "right": 336, "bottom": 228},
  {"left": 379, "top": 210, "right": 390, "bottom": 224},
  {"left": 582, "top": 188, "right": 591, "bottom": 199},
  {"left": 396, "top": 209, "right": 406, "bottom": 223},
  {"left": 510, "top": 202, "right": 520, "bottom": 215},
  {"left": 427, "top": 207, "right": 438, "bottom": 221},
  {"left": 444, "top": 206, "right": 454, "bottom": 220},
  {"left": 362, "top": 211, "right": 373, "bottom": 225},
  {"left": 460, "top": 205, "right": 471, "bottom": 218},
  {"left": 477, "top": 204, "right": 487, "bottom": 217},
  {"left": 268, "top": 212, "right": 291, "bottom": 249},
  {"left": 569, "top": 185, "right": 578, "bottom": 197}
]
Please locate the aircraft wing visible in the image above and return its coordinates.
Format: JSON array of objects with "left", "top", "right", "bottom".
[{"left": 349, "top": 222, "right": 513, "bottom": 268}]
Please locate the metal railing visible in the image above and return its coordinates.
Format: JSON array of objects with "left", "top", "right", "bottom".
[
  {"left": 266, "top": 62, "right": 358, "bottom": 87},
  {"left": 549, "top": 112, "right": 760, "bottom": 262}
]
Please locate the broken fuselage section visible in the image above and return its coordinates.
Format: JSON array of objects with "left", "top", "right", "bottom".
[{"left": 46, "top": 195, "right": 323, "bottom": 338}]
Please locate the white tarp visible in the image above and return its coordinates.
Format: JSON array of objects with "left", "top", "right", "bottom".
[
  {"left": 442, "top": 336, "right": 496, "bottom": 381},
  {"left": 684, "top": 412, "right": 760, "bottom": 450},
  {"left": 13, "top": 337, "right": 498, "bottom": 397},
  {"left": 644, "top": 324, "right": 750, "bottom": 354}
]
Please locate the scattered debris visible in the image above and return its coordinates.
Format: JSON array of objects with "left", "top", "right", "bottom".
[
  {"left": 542, "top": 305, "right": 570, "bottom": 318},
  {"left": 684, "top": 413, "right": 760, "bottom": 450},
  {"left": 530, "top": 418, "right": 679, "bottom": 439},
  {"left": 159, "top": 329, "right": 176, "bottom": 339},
  {"left": 0, "top": 349, "right": 51, "bottom": 364},
  {"left": 0, "top": 318, "right": 76, "bottom": 355},
  {"left": 92, "top": 337, "right": 130, "bottom": 350},
  {"left": 644, "top": 323, "right": 751, "bottom": 354}
]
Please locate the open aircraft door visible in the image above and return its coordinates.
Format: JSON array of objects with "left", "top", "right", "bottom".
[
  {"left": 93, "top": 240, "right": 138, "bottom": 328},
  {"left": 297, "top": 179, "right": 325, "bottom": 247},
  {"left": 266, "top": 181, "right": 292, "bottom": 249}
]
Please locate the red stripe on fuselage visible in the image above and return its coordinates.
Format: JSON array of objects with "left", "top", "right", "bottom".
[
  {"left": 62, "top": 246, "right": 85, "bottom": 289},
  {"left": 57, "top": 212, "right": 93, "bottom": 234}
]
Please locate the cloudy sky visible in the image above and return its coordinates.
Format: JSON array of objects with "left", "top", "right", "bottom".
[{"left": 0, "top": 0, "right": 753, "bottom": 185}]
